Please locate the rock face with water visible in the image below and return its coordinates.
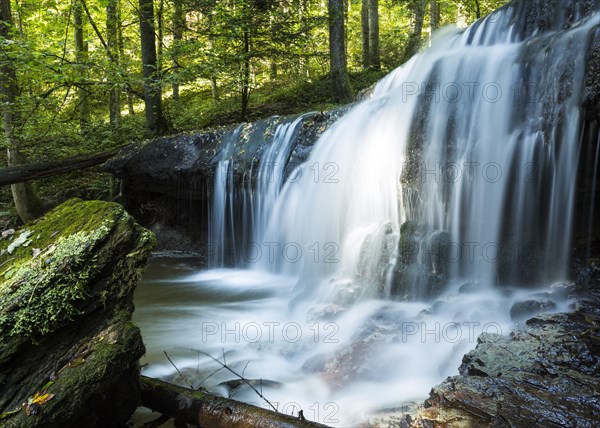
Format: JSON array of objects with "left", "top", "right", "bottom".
[
  {"left": 0, "top": 199, "right": 155, "bottom": 427},
  {"left": 104, "top": 108, "right": 350, "bottom": 252},
  {"left": 400, "top": 289, "right": 600, "bottom": 427}
]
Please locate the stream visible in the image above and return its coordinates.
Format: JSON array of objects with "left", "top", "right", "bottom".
[{"left": 134, "top": 256, "right": 570, "bottom": 426}]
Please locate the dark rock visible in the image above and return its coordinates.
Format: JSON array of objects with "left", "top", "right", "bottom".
[
  {"left": 509, "top": 298, "right": 557, "bottom": 321},
  {"left": 104, "top": 109, "right": 349, "bottom": 253},
  {"left": 0, "top": 199, "right": 155, "bottom": 427},
  {"left": 391, "top": 222, "right": 450, "bottom": 300},
  {"left": 403, "top": 296, "right": 600, "bottom": 427}
]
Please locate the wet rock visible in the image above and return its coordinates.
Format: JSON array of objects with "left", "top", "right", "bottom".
[
  {"left": 0, "top": 199, "right": 155, "bottom": 427},
  {"left": 391, "top": 222, "right": 450, "bottom": 300},
  {"left": 104, "top": 109, "right": 349, "bottom": 253},
  {"left": 509, "top": 298, "right": 557, "bottom": 321},
  {"left": 403, "top": 296, "right": 600, "bottom": 428}
]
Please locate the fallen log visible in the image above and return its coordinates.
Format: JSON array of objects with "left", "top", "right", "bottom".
[
  {"left": 140, "top": 375, "right": 332, "bottom": 428},
  {"left": 0, "top": 148, "right": 124, "bottom": 186}
]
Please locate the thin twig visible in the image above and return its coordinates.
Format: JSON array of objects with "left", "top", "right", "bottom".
[
  {"left": 184, "top": 347, "right": 278, "bottom": 412},
  {"left": 163, "top": 351, "right": 194, "bottom": 389}
]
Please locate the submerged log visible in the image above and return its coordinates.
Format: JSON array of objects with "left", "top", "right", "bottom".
[
  {"left": 0, "top": 149, "right": 122, "bottom": 186},
  {"left": 140, "top": 375, "right": 331, "bottom": 428}
]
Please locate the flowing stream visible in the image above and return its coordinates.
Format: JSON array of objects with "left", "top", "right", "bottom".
[{"left": 135, "top": 5, "right": 599, "bottom": 426}]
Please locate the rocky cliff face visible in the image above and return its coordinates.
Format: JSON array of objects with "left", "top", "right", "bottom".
[{"left": 0, "top": 199, "right": 155, "bottom": 427}]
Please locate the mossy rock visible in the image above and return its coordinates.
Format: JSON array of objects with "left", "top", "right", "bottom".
[{"left": 0, "top": 198, "right": 155, "bottom": 427}]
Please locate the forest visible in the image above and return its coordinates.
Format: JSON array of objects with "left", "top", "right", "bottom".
[
  {"left": 1, "top": 0, "right": 505, "bottom": 224},
  {"left": 2, "top": 0, "right": 599, "bottom": 427}
]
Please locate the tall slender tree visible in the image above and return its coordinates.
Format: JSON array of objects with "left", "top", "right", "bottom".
[
  {"left": 328, "top": 0, "right": 353, "bottom": 102},
  {"left": 368, "top": 0, "right": 380, "bottom": 70},
  {"left": 107, "top": 0, "right": 120, "bottom": 129},
  {"left": 139, "top": 0, "right": 168, "bottom": 133},
  {"left": 361, "top": 0, "right": 370, "bottom": 69},
  {"left": 0, "top": 0, "right": 43, "bottom": 222},
  {"left": 402, "top": 0, "right": 426, "bottom": 63},
  {"left": 430, "top": 0, "right": 440, "bottom": 33},
  {"left": 172, "top": 0, "right": 184, "bottom": 101},
  {"left": 73, "top": 0, "right": 90, "bottom": 131}
]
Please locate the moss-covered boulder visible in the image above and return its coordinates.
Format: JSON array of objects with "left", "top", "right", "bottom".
[{"left": 0, "top": 199, "right": 155, "bottom": 427}]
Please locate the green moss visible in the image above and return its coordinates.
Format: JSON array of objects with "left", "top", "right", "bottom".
[{"left": 0, "top": 198, "right": 147, "bottom": 341}]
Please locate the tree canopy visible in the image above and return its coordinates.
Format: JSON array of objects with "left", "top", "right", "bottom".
[{"left": 0, "top": 0, "right": 508, "bottom": 222}]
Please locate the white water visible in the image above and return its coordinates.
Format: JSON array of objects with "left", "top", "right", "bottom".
[
  {"left": 140, "top": 7, "right": 599, "bottom": 427},
  {"left": 255, "top": 12, "right": 597, "bottom": 298},
  {"left": 137, "top": 264, "right": 571, "bottom": 425}
]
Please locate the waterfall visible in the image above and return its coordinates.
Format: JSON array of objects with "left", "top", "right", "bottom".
[
  {"left": 141, "top": 4, "right": 600, "bottom": 425},
  {"left": 209, "top": 5, "right": 599, "bottom": 304},
  {"left": 253, "top": 9, "right": 598, "bottom": 303},
  {"left": 209, "top": 117, "right": 306, "bottom": 267}
]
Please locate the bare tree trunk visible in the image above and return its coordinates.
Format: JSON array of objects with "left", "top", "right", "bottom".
[
  {"left": 430, "top": 0, "right": 440, "bottom": 33},
  {"left": 107, "top": 0, "right": 121, "bottom": 130},
  {"left": 139, "top": 0, "right": 168, "bottom": 134},
  {"left": 117, "top": 4, "right": 135, "bottom": 116},
  {"left": 172, "top": 0, "right": 183, "bottom": 101},
  {"left": 402, "top": 0, "right": 426, "bottom": 63},
  {"left": 157, "top": 0, "right": 164, "bottom": 75},
  {"left": 127, "top": 92, "right": 135, "bottom": 115},
  {"left": 368, "top": 0, "right": 380, "bottom": 70},
  {"left": 73, "top": 0, "right": 89, "bottom": 132},
  {"left": 361, "top": 0, "right": 370, "bottom": 69},
  {"left": 328, "top": 0, "right": 353, "bottom": 102},
  {"left": 0, "top": 0, "right": 44, "bottom": 222},
  {"left": 208, "top": 17, "right": 219, "bottom": 104},
  {"left": 240, "top": 27, "right": 250, "bottom": 121}
]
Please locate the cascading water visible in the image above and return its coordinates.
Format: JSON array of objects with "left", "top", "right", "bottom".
[
  {"left": 208, "top": 116, "right": 307, "bottom": 268},
  {"left": 137, "top": 3, "right": 599, "bottom": 426},
  {"left": 255, "top": 7, "right": 598, "bottom": 301}
]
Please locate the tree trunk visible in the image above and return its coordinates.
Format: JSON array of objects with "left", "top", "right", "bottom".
[
  {"left": 402, "top": 0, "right": 426, "bottom": 63},
  {"left": 117, "top": 5, "right": 135, "bottom": 116},
  {"left": 107, "top": 0, "right": 120, "bottom": 130},
  {"left": 0, "top": 0, "right": 44, "bottom": 222},
  {"left": 140, "top": 376, "right": 331, "bottom": 428},
  {"left": 368, "top": 0, "right": 380, "bottom": 70},
  {"left": 139, "top": 0, "right": 168, "bottom": 134},
  {"left": 208, "top": 18, "right": 219, "bottom": 104},
  {"left": 240, "top": 28, "right": 250, "bottom": 121},
  {"left": 172, "top": 0, "right": 183, "bottom": 101},
  {"left": 157, "top": 0, "right": 164, "bottom": 75},
  {"left": 0, "top": 150, "right": 121, "bottom": 187},
  {"left": 73, "top": 0, "right": 89, "bottom": 132},
  {"left": 430, "top": 0, "right": 440, "bottom": 33},
  {"left": 361, "top": 0, "right": 370, "bottom": 69},
  {"left": 328, "top": 0, "right": 353, "bottom": 102}
]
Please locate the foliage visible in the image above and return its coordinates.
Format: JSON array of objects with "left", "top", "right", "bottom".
[{"left": 0, "top": 0, "right": 508, "bottom": 213}]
